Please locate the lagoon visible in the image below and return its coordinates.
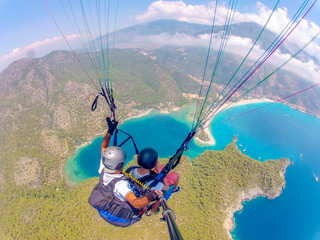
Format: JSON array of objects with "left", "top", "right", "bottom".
[{"left": 64, "top": 102, "right": 320, "bottom": 240}]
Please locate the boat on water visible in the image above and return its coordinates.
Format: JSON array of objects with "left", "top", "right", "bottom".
[{"left": 313, "top": 173, "right": 319, "bottom": 182}]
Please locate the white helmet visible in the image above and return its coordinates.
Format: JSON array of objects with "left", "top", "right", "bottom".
[{"left": 102, "top": 146, "right": 126, "bottom": 173}]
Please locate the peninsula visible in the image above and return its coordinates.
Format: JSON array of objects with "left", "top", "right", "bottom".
[
  {"left": 176, "top": 142, "right": 291, "bottom": 240},
  {"left": 0, "top": 141, "right": 290, "bottom": 240}
]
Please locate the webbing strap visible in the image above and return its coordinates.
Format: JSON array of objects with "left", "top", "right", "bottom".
[
  {"left": 149, "top": 130, "right": 196, "bottom": 188},
  {"left": 112, "top": 129, "right": 139, "bottom": 154}
]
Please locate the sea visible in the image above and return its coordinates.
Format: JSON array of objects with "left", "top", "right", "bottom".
[{"left": 64, "top": 102, "right": 320, "bottom": 240}]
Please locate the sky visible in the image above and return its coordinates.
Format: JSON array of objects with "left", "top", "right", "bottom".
[{"left": 1, "top": 0, "right": 320, "bottom": 79}]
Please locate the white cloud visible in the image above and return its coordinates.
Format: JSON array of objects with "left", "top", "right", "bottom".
[
  {"left": 136, "top": 1, "right": 320, "bottom": 54},
  {"left": 225, "top": 35, "right": 320, "bottom": 82},
  {"left": 0, "top": 34, "right": 79, "bottom": 72},
  {"left": 136, "top": 1, "right": 320, "bottom": 81},
  {"left": 136, "top": 1, "right": 215, "bottom": 25},
  {"left": 134, "top": 30, "right": 320, "bottom": 81},
  {"left": 133, "top": 32, "right": 211, "bottom": 47}
]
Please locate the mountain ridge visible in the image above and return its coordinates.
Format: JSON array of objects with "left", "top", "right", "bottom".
[{"left": 109, "top": 19, "right": 319, "bottom": 66}]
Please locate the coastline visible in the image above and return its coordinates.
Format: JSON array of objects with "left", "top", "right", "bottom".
[
  {"left": 194, "top": 126, "right": 216, "bottom": 146},
  {"left": 63, "top": 135, "right": 105, "bottom": 187},
  {"left": 125, "top": 98, "right": 274, "bottom": 147},
  {"left": 63, "top": 98, "right": 288, "bottom": 185},
  {"left": 224, "top": 159, "right": 291, "bottom": 240},
  {"left": 60, "top": 98, "right": 319, "bottom": 238},
  {"left": 194, "top": 98, "right": 274, "bottom": 146},
  {"left": 125, "top": 109, "right": 153, "bottom": 121},
  {"left": 124, "top": 106, "right": 181, "bottom": 122}
]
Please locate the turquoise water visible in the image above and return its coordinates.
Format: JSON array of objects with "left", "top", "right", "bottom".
[
  {"left": 227, "top": 104, "right": 320, "bottom": 240},
  {"left": 65, "top": 103, "right": 320, "bottom": 239}
]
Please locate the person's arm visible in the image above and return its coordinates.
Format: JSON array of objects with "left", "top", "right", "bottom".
[
  {"left": 125, "top": 190, "right": 162, "bottom": 209},
  {"left": 153, "top": 160, "right": 162, "bottom": 174},
  {"left": 125, "top": 192, "right": 150, "bottom": 209},
  {"left": 153, "top": 161, "right": 170, "bottom": 190},
  {"left": 101, "top": 116, "right": 118, "bottom": 156},
  {"left": 101, "top": 133, "right": 112, "bottom": 157}
]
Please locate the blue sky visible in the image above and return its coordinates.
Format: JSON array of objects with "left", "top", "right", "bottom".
[{"left": 0, "top": 0, "right": 319, "bottom": 72}]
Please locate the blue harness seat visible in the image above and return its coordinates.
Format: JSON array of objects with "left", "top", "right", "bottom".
[{"left": 88, "top": 171, "right": 142, "bottom": 227}]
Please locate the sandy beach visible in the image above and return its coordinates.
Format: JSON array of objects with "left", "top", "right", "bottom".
[
  {"left": 123, "top": 98, "right": 273, "bottom": 146},
  {"left": 159, "top": 106, "right": 180, "bottom": 114},
  {"left": 125, "top": 109, "right": 153, "bottom": 120},
  {"left": 194, "top": 126, "right": 216, "bottom": 146},
  {"left": 194, "top": 98, "right": 273, "bottom": 146}
]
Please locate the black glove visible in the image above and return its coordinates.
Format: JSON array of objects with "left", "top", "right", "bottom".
[
  {"left": 145, "top": 191, "right": 160, "bottom": 202},
  {"left": 106, "top": 117, "right": 118, "bottom": 135}
]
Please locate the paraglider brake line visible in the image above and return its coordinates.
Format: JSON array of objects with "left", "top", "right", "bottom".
[
  {"left": 91, "top": 86, "right": 117, "bottom": 120},
  {"left": 113, "top": 129, "right": 139, "bottom": 155}
]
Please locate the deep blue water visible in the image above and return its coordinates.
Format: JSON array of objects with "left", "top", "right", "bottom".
[{"left": 65, "top": 103, "right": 320, "bottom": 240}]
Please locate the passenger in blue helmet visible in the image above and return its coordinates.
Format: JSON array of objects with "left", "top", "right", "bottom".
[
  {"left": 89, "top": 117, "right": 162, "bottom": 227},
  {"left": 126, "top": 147, "right": 180, "bottom": 216},
  {"left": 137, "top": 147, "right": 159, "bottom": 170}
]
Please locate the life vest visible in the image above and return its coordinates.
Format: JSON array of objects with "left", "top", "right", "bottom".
[
  {"left": 125, "top": 166, "right": 157, "bottom": 196},
  {"left": 88, "top": 171, "right": 142, "bottom": 227}
]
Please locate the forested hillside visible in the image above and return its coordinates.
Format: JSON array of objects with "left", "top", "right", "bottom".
[
  {"left": 0, "top": 49, "right": 200, "bottom": 191},
  {"left": 0, "top": 143, "right": 290, "bottom": 240}
]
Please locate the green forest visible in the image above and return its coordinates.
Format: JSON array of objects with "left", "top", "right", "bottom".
[{"left": 0, "top": 142, "right": 290, "bottom": 240}]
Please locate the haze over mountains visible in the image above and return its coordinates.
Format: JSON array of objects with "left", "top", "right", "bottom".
[
  {"left": 105, "top": 19, "right": 320, "bottom": 115},
  {"left": 2, "top": 20, "right": 320, "bottom": 122},
  {"left": 112, "top": 19, "right": 320, "bottom": 69}
]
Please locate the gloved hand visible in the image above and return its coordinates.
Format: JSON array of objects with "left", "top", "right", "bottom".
[
  {"left": 106, "top": 117, "right": 118, "bottom": 135},
  {"left": 145, "top": 190, "right": 162, "bottom": 202}
]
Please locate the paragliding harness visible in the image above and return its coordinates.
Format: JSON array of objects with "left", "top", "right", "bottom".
[
  {"left": 88, "top": 170, "right": 142, "bottom": 227},
  {"left": 120, "top": 130, "right": 196, "bottom": 201},
  {"left": 91, "top": 78, "right": 195, "bottom": 184},
  {"left": 124, "top": 166, "right": 158, "bottom": 197}
]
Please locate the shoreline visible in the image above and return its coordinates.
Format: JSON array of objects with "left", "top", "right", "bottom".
[
  {"left": 125, "top": 98, "right": 274, "bottom": 147},
  {"left": 125, "top": 109, "right": 153, "bottom": 121},
  {"left": 194, "top": 98, "right": 274, "bottom": 146},
  {"left": 124, "top": 106, "right": 182, "bottom": 122},
  {"left": 63, "top": 98, "right": 307, "bottom": 185},
  {"left": 194, "top": 126, "right": 216, "bottom": 146},
  {"left": 224, "top": 159, "right": 291, "bottom": 239}
]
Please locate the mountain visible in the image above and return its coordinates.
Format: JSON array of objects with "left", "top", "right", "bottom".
[
  {"left": 108, "top": 19, "right": 210, "bottom": 47},
  {"left": 127, "top": 20, "right": 319, "bottom": 83},
  {"left": 111, "top": 19, "right": 319, "bottom": 66},
  {"left": 107, "top": 19, "right": 320, "bottom": 116},
  {"left": 0, "top": 18, "right": 318, "bottom": 239},
  {"left": 0, "top": 48, "right": 203, "bottom": 191}
]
